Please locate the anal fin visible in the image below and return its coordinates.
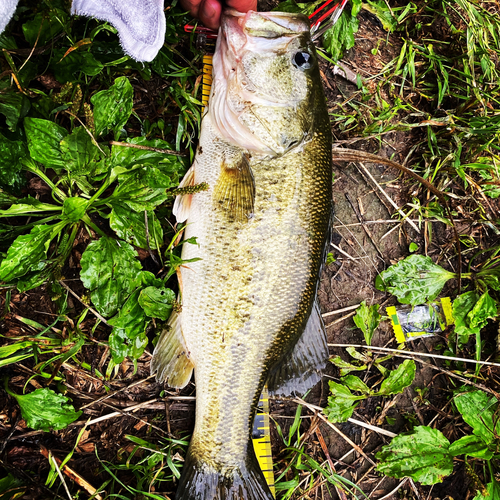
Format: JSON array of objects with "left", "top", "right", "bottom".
[
  {"left": 267, "top": 300, "right": 328, "bottom": 398},
  {"left": 151, "top": 309, "right": 194, "bottom": 388}
]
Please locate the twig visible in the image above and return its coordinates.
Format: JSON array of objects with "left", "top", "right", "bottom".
[
  {"left": 327, "top": 344, "right": 500, "bottom": 368},
  {"left": 378, "top": 478, "right": 408, "bottom": 500},
  {"left": 347, "top": 417, "right": 396, "bottom": 438},
  {"left": 49, "top": 452, "right": 72, "bottom": 500},
  {"left": 109, "top": 140, "right": 186, "bottom": 157},
  {"left": 325, "top": 311, "right": 357, "bottom": 328},
  {"left": 322, "top": 303, "right": 360, "bottom": 318},
  {"left": 330, "top": 242, "right": 356, "bottom": 260},
  {"left": 294, "top": 398, "right": 377, "bottom": 466},
  {"left": 59, "top": 280, "right": 109, "bottom": 326}
]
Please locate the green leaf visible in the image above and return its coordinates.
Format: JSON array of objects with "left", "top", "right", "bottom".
[
  {"left": 138, "top": 286, "right": 176, "bottom": 320},
  {"left": 108, "top": 202, "right": 163, "bottom": 249},
  {"left": 362, "top": 0, "right": 398, "bottom": 31},
  {"left": 323, "top": 10, "right": 359, "bottom": 61},
  {"left": 375, "top": 255, "right": 456, "bottom": 305},
  {"left": 376, "top": 426, "right": 453, "bottom": 485},
  {"left": 324, "top": 381, "right": 364, "bottom": 423},
  {"left": 60, "top": 127, "right": 101, "bottom": 175},
  {"left": 91, "top": 76, "right": 133, "bottom": 137},
  {"left": 453, "top": 291, "right": 481, "bottom": 345},
  {"left": 80, "top": 236, "right": 142, "bottom": 317},
  {"left": 112, "top": 165, "right": 174, "bottom": 211},
  {"left": 62, "top": 197, "right": 88, "bottom": 222},
  {"left": 468, "top": 290, "right": 497, "bottom": 330},
  {"left": 377, "top": 360, "right": 416, "bottom": 396},
  {"left": 24, "top": 117, "right": 68, "bottom": 171},
  {"left": 341, "top": 375, "right": 371, "bottom": 395},
  {"left": 473, "top": 480, "right": 500, "bottom": 500},
  {"left": 0, "top": 133, "right": 28, "bottom": 194},
  {"left": 449, "top": 435, "right": 493, "bottom": 459},
  {"left": 108, "top": 289, "right": 149, "bottom": 363},
  {"left": 353, "top": 301, "right": 381, "bottom": 345},
  {"left": 0, "top": 82, "right": 30, "bottom": 131},
  {"left": 454, "top": 390, "right": 499, "bottom": 445},
  {"left": 0, "top": 197, "right": 61, "bottom": 217},
  {"left": 22, "top": 10, "right": 66, "bottom": 46},
  {"left": 330, "top": 355, "right": 368, "bottom": 375},
  {"left": 52, "top": 49, "right": 104, "bottom": 83},
  {"left": 7, "top": 386, "right": 81, "bottom": 432},
  {"left": 0, "top": 222, "right": 66, "bottom": 282},
  {"left": 409, "top": 242, "right": 418, "bottom": 253}
]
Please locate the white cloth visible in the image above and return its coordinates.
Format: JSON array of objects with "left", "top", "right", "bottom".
[
  {"left": 0, "top": 0, "right": 19, "bottom": 35},
  {"left": 71, "top": 0, "right": 166, "bottom": 62}
]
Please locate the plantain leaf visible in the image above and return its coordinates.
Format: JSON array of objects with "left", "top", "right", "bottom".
[
  {"left": 0, "top": 133, "right": 28, "bottom": 194},
  {"left": 62, "top": 197, "right": 88, "bottom": 222},
  {"left": 60, "top": 126, "right": 102, "bottom": 175},
  {"left": 353, "top": 301, "right": 381, "bottom": 345},
  {"left": 376, "top": 426, "right": 453, "bottom": 485},
  {"left": 449, "top": 435, "right": 493, "bottom": 459},
  {"left": 80, "top": 236, "right": 142, "bottom": 317},
  {"left": 324, "top": 381, "right": 364, "bottom": 423},
  {"left": 138, "top": 286, "right": 176, "bottom": 320},
  {"left": 375, "top": 255, "right": 456, "bottom": 305},
  {"left": 376, "top": 360, "right": 416, "bottom": 396},
  {"left": 91, "top": 76, "right": 133, "bottom": 137}
]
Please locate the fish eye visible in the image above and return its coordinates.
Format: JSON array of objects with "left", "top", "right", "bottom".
[{"left": 292, "top": 51, "right": 312, "bottom": 70}]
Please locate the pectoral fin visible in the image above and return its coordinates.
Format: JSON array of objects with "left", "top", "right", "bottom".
[
  {"left": 151, "top": 309, "right": 194, "bottom": 388},
  {"left": 267, "top": 300, "right": 328, "bottom": 397},
  {"left": 212, "top": 153, "right": 255, "bottom": 221},
  {"left": 173, "top": 165, "right": 195, "bottom": 223}
]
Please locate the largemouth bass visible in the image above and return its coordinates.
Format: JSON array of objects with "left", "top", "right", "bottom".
[{"left": 151, "top": 9, "right": 332, "bottom": 500}]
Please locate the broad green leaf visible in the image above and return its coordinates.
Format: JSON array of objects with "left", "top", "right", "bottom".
[
  {"left": 91, "top": 76, "right": 133, "bottom": 137},
  {"left": 16, "top": 262, "right": 53, "bottom": 293},
  {"left": 112, "top": 165, "right": 174, "bottom": 211},
  {"left": 109, "top": 202, "right": 163, "bottom": 249},
  {"left": 0, "top": 222, "right": 66, "bottom": 282},
  {"left": 377, "top": 360, "right": 416, "bottom": 396},
  {"left": 22, "top": 10, "right": 66, "bottom": 46},
  {"left": 375, "top": 255, "right": 456, "bottom": 305},
  {"left": 60, "top": 127, "right": 101, "bottom": 175},
  {"left": 409, "top": 242, "right": 419, "bottom": 252},
  {"left": 453, "top": 291, "right": 480, "bottom": 345},
  {"left": 0, "top": 197, "right": 61, "bottom": 217},
  {"left": 138, "top": 286, "right": 176, "bottom": 320},
  {"left": 7, "top": 387, "right": 81, "bottom": 431},
  {"left": 138, "top": 271, "right": 165, "bottom": 288},
  {"left": 330, "top": 355, "right": 367, "bottom": 376},
  {"left": 341, "top": 375, "right": 371, "bottom": 395},
  {"left": 376, "top": 426, "right": 453, "bottom": 485},
  {"left": 0, "top": 133, "right": 28, "bottom": 195},
  {"left": 52, "top": 49, "right": 104, "bottom": 83},
  {"left": 449, "top": 435, "right": 493, "bottom": 459},
  {"left": 0, "top": 472, "right": 25, "bottom": 498},
  {"left": 80, "top": 236, "right": 142, "bottom": 317},
  {"left": 24, "top": 117, "right": 68, "bottom": 170},
  {"left": 323, "top": 10, "right": 359, "bottom": 61},
  {"left": 473, "top": 480, "right": 500, "bottom": 500},
  {"left": 0, "top": 83, "right": 30, "bottom": 132},
  {"left": 362, "top": 0, "right": 398, "bottom": 31},
  {"left": 62, "top": 197, "right": 88, "bottom": 222},
  {"left": 110, "top": 136, "right": 182, "bottom": 172},
  {"left": 467, "top": 290, "right": 497, "bottom": 330},
  {"left": 353, "top": 301, "right": 381, "bottom": 345},
  {"left": 108, "top": 289, "right": 148, "bottom": 363},
  {"left": 324, "top": 381, "right": 364, "bottom": 423},
  {"left": 454, "top": 390, "right": 499, "bottom": 445}
]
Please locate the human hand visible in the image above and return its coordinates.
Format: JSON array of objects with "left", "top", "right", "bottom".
[{"left": 180, "top": 0, "right": 257, "bottom": 30}]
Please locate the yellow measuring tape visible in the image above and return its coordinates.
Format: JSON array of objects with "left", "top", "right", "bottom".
[{"left": 201, "top": 53, "right": 275, "bottom": 496}]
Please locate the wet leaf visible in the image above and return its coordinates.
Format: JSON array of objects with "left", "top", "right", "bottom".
[
  {"left": 454, "top": 390, "right": 500, "bottom": 445},
  {"left": 473, "top": 480, "right": 500, "bottom": 500},
  {"left": 80, "top": 236, "right": 142, "bottom": 317},
  {"left": 449, "top": 435, "right": 493, "bottom": 459},
  {"left": 323, "top": 10, "right": 359, "bottom": 61},
  {"left": 0, "top": 198, "right": 61, "bottom": 217},
  {"left": 109, "top": 202, "right": 163, "bottom": 249},
  {"left": 22, "top": 10, "right": 66, "bottom": 46},
  {"left": 453, "top": 291, "right": 481, "bottom": 345},
  {"left": 375, "top": 255, "right": 456, "bottom": 305},
  {"left": 52, "top": 49, "right": 104, "bottom": 83},
  {"left": 62, "top": 197, "right": 88, "bottom": 222},
  {"left": 0, "top": 133, "right": 28, "bottom": 194},
  {"left": 377, "top": 360, "right": 416, "bottom": 396},
  {"left": 0, "top": 85, "right": 30, "bottom": 132},
  {"left": 341, "top": 375, "right": 371, "bottom": 395},
  {"left": 91, "top": 76, "right": 133, "bottom": 137},
  {"left": 60, "top": 127, "right": 101, "bottom": 175},
  {"left": 353, "top": 301, "right": 381, "bottom": 345},
  {"left": 24, "top": 117, "right": 68, "bottom": 171},
  {"left": 376, "top": 426, "right": 453, "bottom": 485},
  {"left": 0, "top": 222, "right": 66, "bottom": 282},
  {"left": 330, "top": 355, "right": 367, "bottom": 376},
  {"left": 324, "top": 381, "right": 364, "bottom": 423},
  {"left": 7, "top": 387, "right": 81, "bottom": 432},
  {"left": 138, "top": 286, "right": 176, "bottom": 320},
  {"left": 467, "top": 290, "right": 497, "bottom": 330},
  {"left": 108, "top": 289, "right": 149, "bottom": 363}
]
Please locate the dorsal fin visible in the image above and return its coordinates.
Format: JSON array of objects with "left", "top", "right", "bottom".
[
  {"left": 212, "top": 152, "right": 255, "bottom": 221},
  {"left": 267, "top": 300, "right": 328, "bottom": 397},
  {"left": 151, "top": 309, "right": 194, "bottom": 388}
]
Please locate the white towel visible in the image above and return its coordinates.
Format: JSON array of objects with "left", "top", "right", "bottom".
[
  {"left": 71, "top": 0, "right": 166, "bottom": 62},
  {"left": 0, "top": 0, "right": 18, "bottom": 35}
]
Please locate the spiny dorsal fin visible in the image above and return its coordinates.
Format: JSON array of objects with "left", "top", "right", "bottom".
[
  {"left": 267, "top": 300, "right": 328, "bottom": 397},
  {"left": 212, "top": 152, "right": 255, "bottom": 221},
  {"left": 151, "top": 309, "right": 194, "bottom": 388},
  {"left": 173, "top": 165, "right": 195, "bottom": 223}
]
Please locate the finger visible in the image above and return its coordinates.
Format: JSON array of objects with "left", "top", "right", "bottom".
[
  {"left": 198, "top": 0, "right": 222, "bottom": 29},
  {"left": 225, "top": 0, "right": 257, "bottom": 12}
]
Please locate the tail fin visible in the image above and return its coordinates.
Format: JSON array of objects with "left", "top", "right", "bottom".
[{"left": 175, "top": 448, "right": 274, "bottom": 500}]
